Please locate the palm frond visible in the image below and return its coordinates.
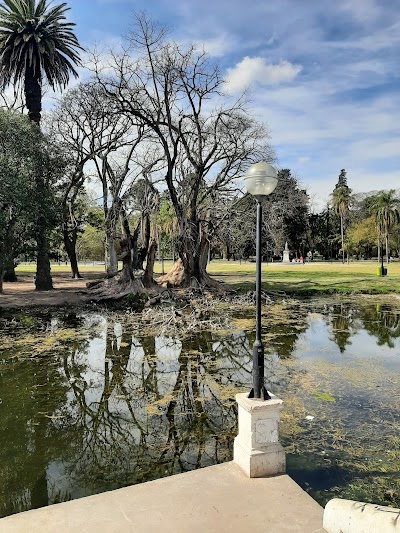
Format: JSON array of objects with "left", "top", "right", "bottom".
[{"left": 0, "top": 0, "right": 83, "bottom": 92}]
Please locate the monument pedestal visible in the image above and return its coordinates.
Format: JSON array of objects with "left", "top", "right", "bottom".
[
  {"left": 282, "top": 242, "right": 290, "bottom": 264},
  {"left": 234, "top": 392, "right": 286, "bottom": 478}
]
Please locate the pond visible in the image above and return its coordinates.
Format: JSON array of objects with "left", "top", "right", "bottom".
[{"left": 0, "top": 297, "right": 399, "bottom": 518}]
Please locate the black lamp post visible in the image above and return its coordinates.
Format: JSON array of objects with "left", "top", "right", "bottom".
[{"left": 244, "top": 162, "right": 278, "bottom": 400}]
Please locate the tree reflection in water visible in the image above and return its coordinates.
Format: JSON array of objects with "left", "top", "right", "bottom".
[
  {"left": 321, "top": 302, "right": 400, "bottom": 352},
  {"left": 360, "top": 305, "right": 400, "bottom": 348},
  {"left": 56, "top": 319, "right": 290, "bottom": 500},
  {"left": 1, "top": 302, "right": 400, "bottom": 517},
  {"left": 325, "top": 303, "right": 355, "bottom": 353}
]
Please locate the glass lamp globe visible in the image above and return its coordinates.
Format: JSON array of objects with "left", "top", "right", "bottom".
[{"left": 244, "top": 162, "right": 278, "bottom": 197}]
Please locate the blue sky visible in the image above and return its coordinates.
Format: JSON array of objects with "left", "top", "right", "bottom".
[{"left": 62, "top": 0, "right": 400, "bottom": 210}]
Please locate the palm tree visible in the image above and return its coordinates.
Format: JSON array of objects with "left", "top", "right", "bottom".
[
  {"left": 369, "top": 190, "right": 400, "bottom": 263},
  {"left": 332, "top": 185, "right": 351, "bottom": 263},
  {"left": 0, "top": 0, "right": 83, "bottom": 290},
  {"left": 0, "top": 0, "right": 83, "bottom": 125}
]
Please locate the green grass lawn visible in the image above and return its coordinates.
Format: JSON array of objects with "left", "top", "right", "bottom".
[
  {"left": 207, "top": 260, "right": 400, "bottom": 295},
  {"left": 205, "top": 260, "right": 400, "bottom": 295},
  {"left": 15, "top": 260, "right": 400, "bottom": 295},
  {"left": 15, "top": 264, "right": 106, "bottom": 274}
]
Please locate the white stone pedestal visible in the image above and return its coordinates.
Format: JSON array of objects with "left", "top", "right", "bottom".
[
  {"left": 283, "top": 242, "right": 291, "bottom": 264},
  {"left": 282, "top": 249, "right": 290, "bottom": 264},
  {"left": 234, "top": 392, "right": 286, "bottom": 478}
]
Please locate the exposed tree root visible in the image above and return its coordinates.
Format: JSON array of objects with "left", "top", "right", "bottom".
[
  {"left": 157, "top": 258, "right": 224, "bottom": 291},
  {"left": 86, "top": 271, "right": 153, "bottom": 302},
  {"left": 157, "top": 259, "right": 184, "bottom": 287},
  {"left": 86, "top": 255, "right": 238, "bottom": 303}
]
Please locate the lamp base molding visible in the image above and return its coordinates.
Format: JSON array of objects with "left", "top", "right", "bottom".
[{"left": 233, "top": 392, "right": 286, "bottom": 478}]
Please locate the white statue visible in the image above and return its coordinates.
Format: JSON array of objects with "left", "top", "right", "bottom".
[{"left": 283, "top": 241, "right": 290, "bottom": 263}]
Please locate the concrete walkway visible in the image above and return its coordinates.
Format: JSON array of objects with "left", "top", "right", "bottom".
[{"left": 0, "top": 462, "right": 326, "bottom": 533}]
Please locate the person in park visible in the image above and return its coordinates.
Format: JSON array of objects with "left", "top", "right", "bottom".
[{"left": 0, "top": 0, "right": 83, "bottom": 290}]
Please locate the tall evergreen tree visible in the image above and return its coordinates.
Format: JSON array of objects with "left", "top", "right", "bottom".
[
  {"left": 332, "top": 169, "right": 352, "bottom": 263},
  {"left": 336, "top": 169, "right": 348, "bottom": 188}
]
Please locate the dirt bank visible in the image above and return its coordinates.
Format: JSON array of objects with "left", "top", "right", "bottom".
[{"left": 0, "top": 272, "right": 103, "bottom": 309}]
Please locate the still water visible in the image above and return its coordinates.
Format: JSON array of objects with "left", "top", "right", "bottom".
[{"left": 0, "top": 298, "right": 399, "bottom": 517}]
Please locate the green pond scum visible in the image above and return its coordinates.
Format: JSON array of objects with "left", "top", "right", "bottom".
[{"left": 0, "top": 297, "right": 399, "bottom": 517}]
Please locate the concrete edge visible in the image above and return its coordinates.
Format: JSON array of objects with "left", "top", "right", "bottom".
[{"left": 323, "top": 498, "right": 400, "bottom": 533}]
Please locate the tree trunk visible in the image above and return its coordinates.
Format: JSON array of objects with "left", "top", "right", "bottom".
[
  {"left": 63, "top": 226, "right": 82, "bottom": 279},
  {"left": 377, "top": 232, "right": 381, "bottom": 262},
  {"left": 143, "top": 239, "right": 157, "bottom": 287},
  {"left": 2, "top": 220, "right": 17, "bottom": 284},
  {"left": 133, "top": 214, "right": 150, "bottom": 270},
  {"left": 35, "top": 229, "right": 53, "bottom": 291},
  {"left": 105, "top": 229, "right": 118, "bottom": 278},
  {"left": 3, "top": 257, "right": 17, "bottom": 282},
  {"left": 178, "top": 209, "right": 199, "bottom": 286},
  {"left": 131, "top": 220, "right": 141, "bottom": 270},
  {"left": 28, "top": 60, "right": 53, "bottom": 291},
  {"left": 35, "top": 174, "right": 53, "bottom": 291},
  {"left": 178, "top": 229, "right": 219, "bottom": 288},
  {"left": 223, "top": 243, "right": 230, "bottom": 261},
  {"left": 119, "top": 238, "right": 134, "bottom": 282},
  {"left": 199, "top": 237, "right": 210, "bottom": 272},
  {"left": 0, "top": 256, "right": 4, "bottom": 294},
  {"left": 119, "top": 210, "right": 134, "bottom": 282},
  {"left": 69, "top": 248, "right": 81, "bottom": 279},
  {"left": 386, "top": 233, "right": 389, "bottom": 264},
  {"left": 163, "top": 205, "right": 219, "bottom": 288},
  {"left": 340, "top": 216, "right": 345, "bottom": 264},
  {"left": 25, "top": 66, "right": 42, "bottom": 125},
  {"left": 172, "top": 236, "right": 176, "bottom": 263}
]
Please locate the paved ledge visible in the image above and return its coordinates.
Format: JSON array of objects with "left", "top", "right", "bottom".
[
  {"left": 0, "top": 462, "right": 326, "bottom": 533},
  {"left": 324, "top": 498, "right": 400, "bottom": 533}
]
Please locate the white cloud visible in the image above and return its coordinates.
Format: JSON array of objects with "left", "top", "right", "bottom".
[
  {"left": 331, "top": 19, "right": 400, "bottom": 52},
  {"left": 31, "top": 0, "right": 400, "bottom": 212},
  {"left": 225, "top": 57, "right": 302, "bottom": 93},
  {"left": 347, "top": 139, "right": 400, "bottom": 160},
  {"left": 192, "top": 34, "right": 237, "bottom": 57},
  {"left": 339, "top": 0, "right": 380, "bottom": 24}
]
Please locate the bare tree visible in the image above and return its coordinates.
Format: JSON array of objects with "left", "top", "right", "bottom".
[
  {"left": 0, "top": 91, "right": 24, "bottom": 113},
  {"left": 49, "top": 82, "right": 146, "bottom": 278},
  {"left": 118, "top": 147, "right": 164, "bottom": 285},
  {"left": 92, "top": 13, "right": 273, "bottom": 287}
]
